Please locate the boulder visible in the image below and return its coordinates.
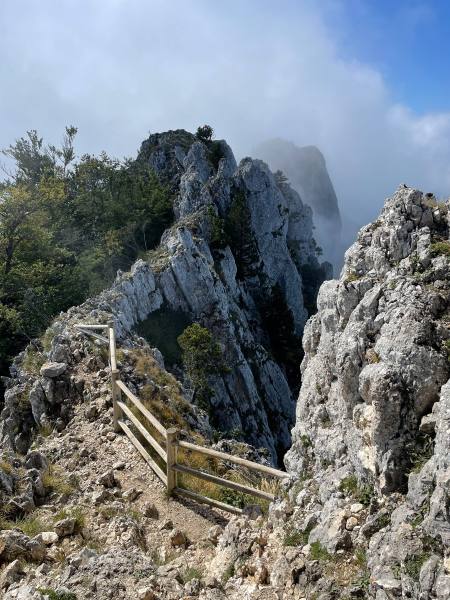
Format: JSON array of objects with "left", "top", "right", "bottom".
[{"left": 39, "top": 362, "right": 67, "bottom": 378}]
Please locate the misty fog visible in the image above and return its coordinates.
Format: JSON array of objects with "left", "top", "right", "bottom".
[{"left": 1, "top": 0, "right": 450, "bottom": 267}]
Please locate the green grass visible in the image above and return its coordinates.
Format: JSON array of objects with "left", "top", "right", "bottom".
[
  {"left": 53, "top": 506, "right": 86, "bottom": 531},
  {"left": 404, "top": 553, "right": 430, "bottom": 580},
  {"left": 430, "top": 240, "right": 450, "bottom": 258},
  {"left": 444, "top": 340, "right": 450, "bottom": 364},
  {"left": 42, "top": 465, "right": 76, "bottom": 497},
  {"left": 339, "top": 475, "right": 374, "bottom": 506},
  {"left": 283, "top": 522, "right": 314, "bottom": 547},
  {"left": 310, "top": 541, "right": 331, "bottom": 561},
  {"left": 345, "top": 271, "right": 360, "bottom": 283},
  {"left": 221, "top": 563, "right": 235, "bottom": 584},
  {"left": 0, "top": 514, "right": 50, "bottom": 537},
  {"left": 22, "top": 348, "right": 46, "bottom": 375},
  {"left": 38, "top": 589, "right": 77, "bottom": 600},
  {"left": 180, "top": 567, "right": 203, "bottom": 583}
]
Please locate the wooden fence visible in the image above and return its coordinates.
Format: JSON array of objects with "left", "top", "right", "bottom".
[{"left": 74, "top": 322, "right": 288, "bottom": 515}]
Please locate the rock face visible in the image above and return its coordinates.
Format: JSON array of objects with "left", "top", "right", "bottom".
[
  {"left": 285, "top": 186, "right": 450, "bottom": 490},
  {"left": 278, "top": 186, "right": 450, "bottom": 597},
  {"left": 254, "top": 138, "right": 342, "bottom": 268},
  {"left": 0, "top": 130, "right": 330, "bottom": 463}
]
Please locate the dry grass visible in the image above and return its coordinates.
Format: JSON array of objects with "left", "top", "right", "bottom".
[
  {"left": 0, "top": 513, "right": 50, "bottom": 537},
  {"left": 22, "top": 348, "right": 46, "bottom": 375},
  {"left": 42, "top": 464, "right": 76, "bottom": 497},
  {"left": 0, "top": 458, "right": 13, "bottom": 474}
]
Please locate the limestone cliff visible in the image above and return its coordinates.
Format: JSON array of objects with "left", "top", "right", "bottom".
[
  {"left": 202, "top": 186, "right": 450, "bottom": 599},
  {"left": 0, "top": 130, "right": 329, "bottom": 463}
]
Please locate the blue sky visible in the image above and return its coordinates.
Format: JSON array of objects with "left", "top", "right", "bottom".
[
  {"left": 323, "top": 0, "right": 450, "bottom": 113},
  {"left": 1, "top": 0, "right": 450, "bottom": 234}
]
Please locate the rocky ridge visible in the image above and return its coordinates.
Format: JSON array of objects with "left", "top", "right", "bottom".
[
  {"left": 203, "top": 186, "right": 450, "bottom": 599},
  {"left": 0, "top": 129, "right": 329, "bottom": 463}
]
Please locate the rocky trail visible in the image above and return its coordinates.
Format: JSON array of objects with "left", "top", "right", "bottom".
[{"left": 1, "top": 372, "right": 234, "bottom": 599}]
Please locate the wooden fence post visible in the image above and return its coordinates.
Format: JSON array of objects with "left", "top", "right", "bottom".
[
  {"left": 166, "top": 427, "right": 179, "bottom": 496},
  {"left": 108, "top": 322, "right": 121, "bottom": 433},
  {"left": 111, "top": 368, "right": 121, "bottom": 433}
]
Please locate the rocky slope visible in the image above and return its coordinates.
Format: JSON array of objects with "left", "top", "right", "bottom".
[
  {"left": 0, "top": 130, "right": 329, "bottom": 464},
  {"left": 204, "top": 186, "right": 450, "bottom": 599},
  {"left": 254, "top": 138, "right": 342, "bottom": 268},
  {"left": 1, "top": 183, "right": 449, "bottom": 599}
]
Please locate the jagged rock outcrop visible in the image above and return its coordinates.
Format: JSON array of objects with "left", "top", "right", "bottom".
[
  {"left": 0, "top": 130, "right": 330, "bottom": 463},
  {"left": 188, "top": 186, "right": 450, "bottom": 599},
  {"left": 285, "top": 186, "right": 450, "bottom": 491},
  {"left": 255, "top": 138, "right": 342, "bottom": 267}
]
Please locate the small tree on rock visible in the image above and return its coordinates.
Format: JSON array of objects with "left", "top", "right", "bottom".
[
  {"left": 196, "top": 125, "right": 214, "bottom": 142},
  {"left": 178, "top": 323, "right": 228, "bottom": 411}
]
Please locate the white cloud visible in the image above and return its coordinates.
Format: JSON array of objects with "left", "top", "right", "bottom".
[{"left": 1, "top": 0, "right": 449, "bottom": 238}]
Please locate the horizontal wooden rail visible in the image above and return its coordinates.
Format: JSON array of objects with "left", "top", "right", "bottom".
[
  {"left": 75, "top": 327, "right": 109, "bottom": 344},
  {"left": 118, "top": 420, "right": 167, "bottom": 485},
  {"left": 117, "top": 400, "right": 167, "bottom": 461},
  {"left": 177, "top": 440, "right": 289, "bottom": 479},
  {"left": 173, "top": 463, "right": 275, "bottom": 501},
  {"left": 174, "top": 487, "right": 243, "bottom": 515},
  {"left": 116, "top": 380, "right": 167, "bottom": 437},
  {"left": 73, "top": 323, "right": 109, "bottom": 330}
]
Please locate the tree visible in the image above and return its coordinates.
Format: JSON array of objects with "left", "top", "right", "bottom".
[
  {"left": 196, "top": 125, "right": 214, "bottom": 142},
  {"left": 0, "top": 126, "right": 174, "bottom": 396},
  {"left": 178, "top": 323, "right": 228, "bottom": 411}
]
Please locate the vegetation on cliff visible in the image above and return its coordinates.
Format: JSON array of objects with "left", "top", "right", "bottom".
[{"left": 0, "top": 128, "right": 173, "bottom": 387}]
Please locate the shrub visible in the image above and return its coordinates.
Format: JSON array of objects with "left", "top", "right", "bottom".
[
  {"left": 300, "top": 434, "right": 312, "bottom": 449},
  {"left": 178, "top": 323, "right": 229, "bottom": 412},
  {"left": 196, "top": 125, "right": 214, "bottom": 142},
  {"left": 345, "top": 271, "right": 360, "bottom": 283},
  {"left": 180, "top": 567, "right": 203, "bottom": 583},
  {"left": 38, "top": 589, "right": 77, "bottom": 600}
]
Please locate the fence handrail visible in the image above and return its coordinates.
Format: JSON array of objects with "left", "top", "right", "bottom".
[
  {"left": 116, "top": 379, "right": 167, "bottom": 437},
  {"left": 118, "top": 419, "right": 167, "bottom": 485},
  {"left": 173, "top": 463, "right": 275, "bottom": 501},
  {"left": 177, "top": 440, "right": 288, "bottom": 479},
  {"left": 72, "top": 322, "right": 288, "bottom": 515},
  {"left": 117, "top": 400, "right": 167, "bottom": 461}
]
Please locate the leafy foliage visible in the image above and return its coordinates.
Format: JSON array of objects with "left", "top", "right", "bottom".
[
  {"left": 177, "top": 323, "right": 228, "bottom": 411},
  {"left": 0, "top": 127, "right": 173, "bottom": 393},
  {"left": 195, "top": 124, "right": 214, "bottom": 142}
]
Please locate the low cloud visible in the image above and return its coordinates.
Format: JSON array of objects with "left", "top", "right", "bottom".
[{"left": 1, "top": 0, "right": 449, "bottom": 237}]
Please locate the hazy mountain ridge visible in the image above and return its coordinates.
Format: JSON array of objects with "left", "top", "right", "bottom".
[{"left": 254, "top": 138, "right": 344, "bottom": 269}]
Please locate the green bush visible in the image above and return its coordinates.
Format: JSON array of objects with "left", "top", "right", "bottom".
[
  {"left": 195, "top": 125, "right": 214, "bottom": 142},
  {"left": 178, "top": 323, "right": 229, "bottom": 412}
]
